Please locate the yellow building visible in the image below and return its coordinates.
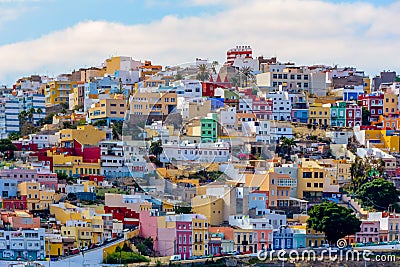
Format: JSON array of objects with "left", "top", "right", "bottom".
[
  {"left": 363, "top": 77, "right": 371, "bottom": 94},
  {"left": 50, "top": 203, "right": 83, "bottom": 225},
  {"left": 191, "top": 195, "right": 224, "bottom": 226},
  {"left": 44, "top": 81, "right": 77, "bottom": 106},
  {"left": 129, "top": 92, "right": 177, "bottom": 116},
  {"left": 244, "top": 172, "right": 296, "bottom": 208},
  {"left": 292, "top": 214, "right": 326, "bottom": 247},
  {"left": 384, "top": 92, "right": 398, "bottom": 116},
  {"left": 46, "top": 237, "right": 63, "bottom": 257},
  {"left": 234, "top": 228, "right": 254, "bottom": 253},
  {"left": 192, "top": 216, "right": 209, "bottom": 257},
  {"left": 297, "top": 159, "right": 327, "bottom": 202},
  {"left": 59, "top": 125, "right": 106, "bottom": 148},
  {"left": 88, "top": 94, "right": 127, "bottom": 124},
  {"left": 52, "top": 153, "right": 101, "bottom": 177},
  {"left": 363, "top": 129, "right": 400, "bottom": 153},
  {"left": 308, "top": 103, "right": 331, "bottom": 125},
  {"left": 335, "top": 159, "right": 352, "bottom": 185},
  {"left": 105, "top": 56, "right": 142, "bottom": 75},
  {"left": 18, "top": 182, "right": 56, "bottom": 210},
  {"left": 61, "top": 223, "right": 92, "bottom": 248}
]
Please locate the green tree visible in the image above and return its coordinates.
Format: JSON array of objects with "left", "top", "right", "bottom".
[
  {"left": 36, "top": 107, "right": 43, "bottom": 121},
  {"left": 0, "top": 139, "right": 17, "bottom": 160},
  {"left": 280, "top": 137, "right": 297, "bottom": 158},
  {"left": 18, "top": 110, "right": 27, "bottom": 125},
  {"left": 38, "top": 113, "right": 55, "bottom": 126},
  {"left": 112, "top": 121, "right": 123, "bottom": 140},
  {"left": 93, "top": 119, "right": 107, "bottom": 127},
  {"left": 239, "top": 66, "right": 253, "bottom": 87},
  {"left": 8, "top": 132, "right": 21, "bottom": 141},
  {"left": 56, "top": 172, "right": 69, "bottom": 181},
  {"left": 362, "top": 107, "right": 370, "bottom": 126},
  {"left": 174, "top": 73, "right": 183, "bottom": 81},
  {"left": 150, "top": 140, "right": 163, "bottom": 159},
  {"left": 350, "top": 156, "right": 367, "bottom": 189},
  {"left": 350, "top": 156, "right": 385, "bottom": 189},
  {"left": 211, "top": 61, "right": 219, "bottom": 74},
  {"left": 196, "top": 64, "right": 210, "bottom": 82},
  {"left": 355, "top": 178, "right": 399, "bottom": 211},
  {"left": 307, "top": 201, "right": 361, "bottom": 244}
]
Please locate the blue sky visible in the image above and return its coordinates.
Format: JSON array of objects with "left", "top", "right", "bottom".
[
  {"left": 0, "top": 0, "right": 399, "bottom": 85},
  {"left": 0, "top": 0, "right": 395, "bottom": 46},
  {"left": 0, "top": 0, "right": 226, "bottom": 45}
]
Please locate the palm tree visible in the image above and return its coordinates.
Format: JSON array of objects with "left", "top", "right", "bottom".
[
  {"left": 150, "top": 140, "right": 163, "bottom": 160},
  {"left": 36, "top": 108, "right": 43, "bottom": 120},
  {"left": 240, "top": 66, "right": 253, "bottom": 87},
  {"left": 27, "top": 107, "right": 35, "bottom": 124},
  {"left": 196, "top": 64, "right": 210, "bottom": 82},
  {"left": 350, "top": 156, "right": 365, "bottom": 189},
  {"left": 211, "top": 61, "right": 219, "bottom": 74},
  {"left": 280, "top": 137, "right": 297, "bottom": 158},
  {"left": 18, "top": 110, "right": 27, "bottom": 125}
]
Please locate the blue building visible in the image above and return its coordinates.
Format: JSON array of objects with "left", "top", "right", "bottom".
[
  {"left": 76, "top": 192, "right": 96, "bottom": 202},
  {"left": 249, "top": 191, "right": 267, "bottom": 210},
  {"left": 292, "top": 109, "right": 309, "bottom": 123},
  {"left": 208, "top": 97, "right": 224, "bottom": 110},
  {"left": 273, "top": 226, "right": 294, "bottom": 250},
  {"left": 0, "top": 179, "right": 18, "bottom": 198},
  {"left": 84, "top": 76, "right": 120, "bottom": 98}
]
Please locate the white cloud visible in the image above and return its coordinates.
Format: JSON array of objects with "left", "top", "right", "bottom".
[{"left": 1, "top": 0, "right": 400, "bottom": 85}]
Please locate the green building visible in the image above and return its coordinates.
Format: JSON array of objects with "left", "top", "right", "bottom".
[
  {"left": 201, "top": 113, "right": 218, "bottom": 142},
  {"left": 330, "top": 101, "right": 346, "bottom": 127}
]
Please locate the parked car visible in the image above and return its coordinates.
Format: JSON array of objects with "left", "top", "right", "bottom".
[
  {"left": 170, "top": 255, "right": 181, "bottom": 261},
  {"left": 95, "top": 242, "right": 103, "bottom": 247},
  {"left": 70, "top": 248, "right": 80, "bottom": 255}
]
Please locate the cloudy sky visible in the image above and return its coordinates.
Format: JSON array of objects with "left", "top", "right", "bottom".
[{"left": 0, "top": 0, "right": 399, "bottom": 86}]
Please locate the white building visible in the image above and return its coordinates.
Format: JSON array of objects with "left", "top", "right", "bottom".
[
  {"left": 218, "top": 106, "right": 236, "bottom": 130},
  {"left": 173, "top": 80, "right": 203, "bottom": 99},
  {"left": 238, "top": 97, "right": 253, "bottom": 113},
  {"left": 232, "top": 57, "right": 260, "bottom": 72},
  {"left": 160, "top": 140, "right": 230, "bottom": 163},
  {"left": 0, "top": 228, "right": 45, "bottom": 261},
  {"left": 5, "top": 92, "right": 46, "bottom": 135},
  {"left": 267, "top": 89, "right": 292, "bottom": 121},
  {"left": 100, "top": 140, "right": 130, "bottom": 178},
  {"left": 326, "top": 131, "right": 353, "bottom": 145},
  {"left": 270, "top": 122, "right": 293, "bottom": 142},
  {"left": 256, "top": 66, "right": 327, "bottom": 96}
]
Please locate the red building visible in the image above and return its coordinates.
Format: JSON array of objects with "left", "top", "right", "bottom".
[
  {"left": 226, "top": 45, "right": 252, "bottom": 66},
  {"left": 346, "top": 103, "right": 362, "bottom": 127},
  {"left": 104, "top": 206, "right": 139, "bottom": 227},
  {"left": 358, "top": 93, "right": 384, "bottom": 122},
  {"left": 2, "top": 196, "right": 28, "bottom": 210}
]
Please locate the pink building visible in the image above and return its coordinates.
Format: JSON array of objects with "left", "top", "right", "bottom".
[
  {"left": 355, "top": 221, "right": 380, "bottom": 243},
  {"left": 139, "top": 210, "right": 175, "bottom": 257},
  {"left": 176, "top": 218, "right": 192, "bottom": 259},
  {"left": 0, "top": 169, "right": 58, "bottom": 190},
  {"left": 252, "top": 97, "right": 272, "bottom": 120}
]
